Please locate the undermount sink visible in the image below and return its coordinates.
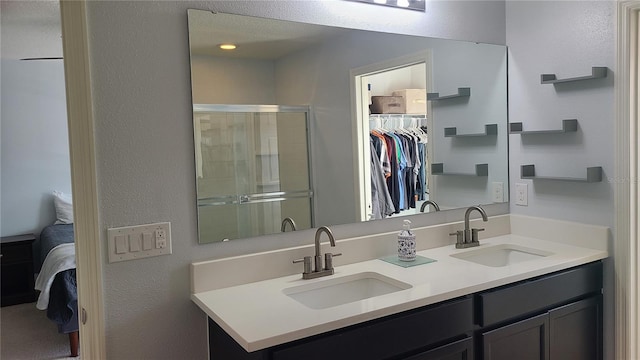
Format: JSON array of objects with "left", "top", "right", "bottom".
[
  {"left": 283, "top": 272, "right": 412, "bottom": 309},
  {"left": 450, "top": 244, "right": 553, "bottom": 267}
]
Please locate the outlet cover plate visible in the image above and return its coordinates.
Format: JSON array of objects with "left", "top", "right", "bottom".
[
  {"left": 515, "top": 183, "right": 528, "bottom": 206},
  {"left": 492, "top": 182, "right": 504, "bottom": 203}
]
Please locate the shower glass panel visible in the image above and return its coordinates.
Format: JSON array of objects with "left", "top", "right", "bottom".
[{"left": 193, "top": 105, "right": 313, "bottom": 243}]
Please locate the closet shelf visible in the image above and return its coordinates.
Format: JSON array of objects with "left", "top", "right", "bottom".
[
  {"left": 509, "top": 119, "right": 578, "bottom": 135},
  {"left": 540, "top": 67, "right": 607, "bottom": 84},
  {"left": 427, "top": 88, "right": 471, "bottom": 101},
  {"left": 369, "top": 114, "right": 426, "bottom": 119},
  {"left": 520, "top": 164, "right": 602, "bottom": 183},
  {"left": 369, "top": 113, "right": 427, "bottom": 130},
  {"left": 445, "top": 124, "right": 497, "bottom": 138},
  {"left": 431, "top": 163, "right": 488, "bottom": 177}
]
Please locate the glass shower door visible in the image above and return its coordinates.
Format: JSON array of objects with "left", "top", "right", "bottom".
[{"left": 194, "top": 105, "right": 313, "bottom": 243}]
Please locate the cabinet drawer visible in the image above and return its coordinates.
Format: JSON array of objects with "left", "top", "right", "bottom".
[
  {"left": 477, "top": 261, "right": 602, "bottom": 327},
  {"left": 0, "top": 243, "right": 33, "bottom": 263},
  {"left": 272, "top": 297, "right": 473, "bottom": 360}
]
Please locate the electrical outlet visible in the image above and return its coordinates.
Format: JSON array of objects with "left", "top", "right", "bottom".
[
  {"left": 492, "top": 182, "right": 504, "bottom": 203},
  {"left": 515, "top": 183, "right": 528, "bottom": 206},
  {"left": 155, "top": 229, "right": 167, "bottom": 249}
]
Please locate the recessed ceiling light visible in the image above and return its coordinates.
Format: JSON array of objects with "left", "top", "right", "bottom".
[{"left": 219, "top": 44, "right": 237, "bottom": 50}]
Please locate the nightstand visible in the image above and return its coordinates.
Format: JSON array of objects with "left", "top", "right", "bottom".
[{"left": 1, "top": 234, "right": 37, "bottom": 306}]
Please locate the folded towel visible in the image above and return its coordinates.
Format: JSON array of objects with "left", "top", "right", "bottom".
[{"left": 35, "top": 243, "right": 76, "bottom": 310}]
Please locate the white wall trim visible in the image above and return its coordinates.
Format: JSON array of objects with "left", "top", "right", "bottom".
[
  {"left": 59, "top": 1, "right": 106, "bottom": 358},
  {"left": 615, "top": 2, "right": 640, "bottom": 359}
]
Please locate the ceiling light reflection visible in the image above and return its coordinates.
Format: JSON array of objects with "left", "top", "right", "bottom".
[{"left": 348, "top": 0, "right": 425, "bottom": 12}]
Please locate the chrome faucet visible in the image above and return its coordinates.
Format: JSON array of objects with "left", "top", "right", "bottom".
[
  {"left": 420, "top": 200, "right": 440, "bottom": 213},
  {"left": 293, "top": 226, "right": 342, "bottom": 279},
  {"left": 281, "top": 217, "right": 297, "bottom": 232},
  {"left": 450, "top": 205, "right": 488, "bottom": 248}
]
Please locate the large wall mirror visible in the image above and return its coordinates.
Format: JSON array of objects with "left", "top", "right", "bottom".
[{"left": 187, "top": 9, "right": 508, "bottom": 244}]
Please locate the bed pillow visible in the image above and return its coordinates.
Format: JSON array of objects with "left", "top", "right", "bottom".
[{"left": 53, "top": 191, "right": 74, "bottom": 225}]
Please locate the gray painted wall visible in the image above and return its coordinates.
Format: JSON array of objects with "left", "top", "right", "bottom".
[
  {"left": 429, "top": 42, "right": 508, "bottom": 209},
  {"left": 190, "top": 55, "right": 276, "bottom": 104},
  {"left": 274, "top": 31, "right": 508, "bottom": 223},
  {"left": 507, "top": 1, "right": 615, "bottom": 227},
  {"left": 0, "top": 59, "right": 71, "bottom": 244},
  {"left": 85, "top": 1, "right": 505, "bottom": 358},
  {"left": 505, "top": 2, "right": 615, "bottom": 359}
]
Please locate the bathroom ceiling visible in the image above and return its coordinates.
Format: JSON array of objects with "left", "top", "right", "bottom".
[
  {"left": 1, "top": 2, "right": 344, "bottom": 61},
  {"left": 0, "top": 0, "right": 63, "bottom": 60}
]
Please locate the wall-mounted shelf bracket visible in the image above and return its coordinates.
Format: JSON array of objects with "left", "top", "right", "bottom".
[
  {"left": 540, "top": 67, "right": 607, "bottom": 84},
  {"left": 445, "top": 124, "right": 498, "bottom": 138},
  {"left": 520, "top": 164, "right": 602, "bottom": 182},
  {"left": 427, "top": 87, "right": 471, "bottom": 101},
  {"left": 509, "top": 119, "right": 578, "bottom": 135},
  {"left": 431, "top": 163, "right": 488, "bottom": 177}
]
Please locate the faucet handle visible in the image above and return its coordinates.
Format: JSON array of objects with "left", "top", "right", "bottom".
[
  {"left": 449, "top": 230, "right": 464, "bottom": 244},
  {"left": 324, "top": 252, "right": 342, "bottom": 270},
  {"left": 471, "top": 228, "right": 485, "bottom": 242},
  {"left": 293, "top": 256, "right": 312, "bottom": 274}
]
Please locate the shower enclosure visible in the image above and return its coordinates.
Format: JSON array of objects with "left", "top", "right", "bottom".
[{"left": 193, "top": 105, "right": 313, "bottom": 243}]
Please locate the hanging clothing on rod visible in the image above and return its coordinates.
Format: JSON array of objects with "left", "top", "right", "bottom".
[
  {"left": 369, "top": 116, "right": 428, "bottom": 219},
  {"left": 370, "top": 139, "right": 395, "bottom": 219}
]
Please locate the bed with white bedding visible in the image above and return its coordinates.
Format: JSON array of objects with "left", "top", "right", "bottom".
[{"left": 35, "top": 223, "right": 79, "bottom": 357}]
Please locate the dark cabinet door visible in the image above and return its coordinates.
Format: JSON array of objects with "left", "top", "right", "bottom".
[
  {"left": 477, "top": 261, "right": 602, "bottom": 328},
  {"left": 404, "top": 337, "right": 474, "bottom": 360},
  {"left": 482, "top": 313, "right": 549, "bottom": 360},
  {"left": 208, "top": 318, "right": 269, "bottom": 360},
  {"left": 1, "top": 235, "right": 37, "bottom": 306},
  {"left": 549, "top": 295, "right": 602, "bottom": 360}
]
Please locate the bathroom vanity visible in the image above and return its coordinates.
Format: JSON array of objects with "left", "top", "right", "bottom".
[
  {"left": 191, "top": 216, "right": 607, "bottom": 360},
  {"left": 205, "top": 261, "right": 602, "bottom": 360}
]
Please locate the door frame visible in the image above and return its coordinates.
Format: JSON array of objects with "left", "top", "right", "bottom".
[
  {"left": 615, "top": 1, "right": 640, "bottom": 359},
  {"left": 349, "top": 50, "right": 432, "bottom": 222},
  {"left": 60, "top": 1, "right": 106, "bottom": 358}
]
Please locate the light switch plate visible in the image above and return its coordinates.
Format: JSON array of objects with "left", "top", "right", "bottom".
[
  {"left": 107, "top": 222, "right": 171, "bottom": 263},
  {"left": 492, "top": 182, "right": 504, "bottom": 203},
  {"left": 515, "top": 183, "right": 528, "bottom": 206}
]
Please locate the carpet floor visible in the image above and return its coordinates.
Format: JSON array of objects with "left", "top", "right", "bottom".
[{"left": 1, "top": 302, "right": 78, "bottom": 359}]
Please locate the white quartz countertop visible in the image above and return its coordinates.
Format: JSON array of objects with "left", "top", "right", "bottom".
[{"left": 191, "top": 234, "right": 607, "bottom": 352}]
